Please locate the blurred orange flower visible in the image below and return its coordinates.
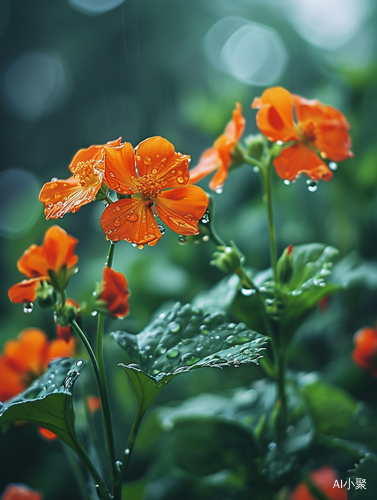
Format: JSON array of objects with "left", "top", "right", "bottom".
[
  {"left": 0, "top": 483, "right": 42, "bottom": 500},
  {"left": 100, "top": 136, "right": 209, "bottom": 246},
  {"left": 0, "top": 329, "right": 75, "bottom": 402},
  {"left": 8, "top": 226, "right": 78, "bottom": 304},
  {"left": 101, "top": 267, "right": 130, "bottom": 319},
  {"left": 352, "top": 325, "right": 377, "bottom": 377},
  {"left": 39, "top": 138, "right": 121, "bottom": 219},
  {"left": 189, "top": 103, "right": 245, "bottom": 191},
  {"left": 252, "top": 87, "right": 352, "bottom": 182},
  {"left": 87, "top": 396, "right": 101, "bottom": 413},
  {"left": 290, "top": 467, "right": 347, "bottom": 500}
]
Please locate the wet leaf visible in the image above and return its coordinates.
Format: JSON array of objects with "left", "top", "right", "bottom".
[
  {"left": 0, "top": 357, "right": 86, "bottom": 454},
  {"left": 112, "top": 302, "right": 267, "bottom": 412},
  {"left": 348, "top": 454, "right": 377, "bottom": 500}
]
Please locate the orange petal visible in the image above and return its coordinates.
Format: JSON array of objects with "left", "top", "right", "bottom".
[
  {"left": 252, "top": 87, "right": 298, "bottom": 143},
  {"left": 17, "top": 245, "right": 50, "bottom": 278},
  {"left": 210, "top": 135, "right": 234, "bottom": 190},
  {"left": 274, "top": 144, "right": 333, "bottom": 182},
  {"left": 38, "top": 427, "right": 58, "bottom": 440},
  {"left": 0, "top": 484, "right": 42, "bottom": 500},
  {"left": 290, "top": 467, "right": 347, "bottom": 500},
  {"left": 8, "top": 277, "right": 44, "bottom": 304},
  {"left": 39, "top": 175, "right": 103, "bottom": 220},
  {"left": 352, "top": 327, "right": 377, "bottom": 375},
  {"left": 87, "top": 396, "right": 101, "bottom": 413},
  {"left": 4, "top": 329, "right": 49, "bottom": 375},
  {"left": 43, "top": 225, "right": 78, "bottom": 272},
  {"left": 103, "top": 142, "right": 138, "bottom": 194},
  {"left": 223, "top": 102, "right": 246, "bottom": 143},
  {"left": 0, "top": 356, "right": 25, "bottom": 402},
  {"left": 45, "top": 337, "right": 75, "bottom": 368},
  {"left": 101, "top": 267, "right": 130, "bottom": 318},
  {"left": 136, "top": 137, "right": 190, "bottom": 189},
  {"left": 156, "top": 186, "right": 209, "bottom": 235},
  {"left": 189, "top": 148, "right": 220, "bottom": 185},
  {"left": 100, "top": 198, "right": 162, "bottom": 246},
  {"left": 68, "top": 137, "right": 122, "bottom": 174},
  {"left": 293, "top": 95, "right": 352, "bottom": 161}
]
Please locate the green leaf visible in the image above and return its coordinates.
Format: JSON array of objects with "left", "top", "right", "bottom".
[
  {"left": 299, "top": 374, "right": 357, "bottom": 436},
  {"left": 278, "top": 243, "right": 341, "bottom": 323},
  {"left": 112, "top": 302, "right": 267, "bottom": 412},
  {"left": 168, "top": 416, "right": 256, "bottom": 477},
  {"left": 0, "top": 357, "right": 86, "bottom": 454},
  {"left": 349, "top": 454, "right": 377, "bottom": 500}
]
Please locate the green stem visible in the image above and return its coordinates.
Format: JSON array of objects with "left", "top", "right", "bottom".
[
  {"left": 70, "top": 319, "right": 116, "bottom": 493},
  {"left": 94, "top": 241, "right": 118, "bottom": 492},
  {"left": 275, "top": 340, "right": 287, "bottom": 436},
  {"left": 260, "top": 158, "right": 278, "bottom": 284},
  {"left": 115, "top": 406, "right": 146, "bottom": 498}
]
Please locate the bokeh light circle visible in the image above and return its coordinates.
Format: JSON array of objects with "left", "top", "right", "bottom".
[
  {"left": 1, "top": 51, "right": 70, "bottom": 121},
  {"left": 68, "top": 0, "right": 126, "bottom": 15}
]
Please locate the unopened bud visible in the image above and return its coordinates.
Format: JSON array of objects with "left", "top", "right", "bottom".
[
  {"left": 211, "top": 240, "right": 244, "bottom": 274},
  {"left": 244, "top": 134, "right": 265, "bottom": 160},
  {"left": 277, "top": 245, "right": 294, "bottom": 285},
  {"left": 55, "top": 302, "right": 78, "bottom": 327}
]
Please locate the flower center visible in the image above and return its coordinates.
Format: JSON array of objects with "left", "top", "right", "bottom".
[
  {"left": 133, "top": 174, "right": 164, "bottom": 199},
  {"left": 297, "top": 120, "right": 316, "bottom": 144},
  {"left": 72, "top": 160, "right": 101, "bottom": 186}
]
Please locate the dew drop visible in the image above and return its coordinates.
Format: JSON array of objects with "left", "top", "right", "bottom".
[
  {"left": 158, "top": 224, "right": 166, "bottom": 235},
  {"left": 202, "top": 235, "right": 209, "bottom": 242},
  {"left": 132, "top": 243, "right": 138, "bottom": 248},
  {"left": 109, "top": 172, "right": 115, "bottom": 177},
  {"left": 124, "top": 448, "right": 130, "bottom": 455},
  {"left": 291, "top": 289, "right": 302, "bottom": 296},
  {"left": 138, "top": 244, "right": 144, "bottom": 250},
  {"left": 215, "top": 187, "right": 223, "bottom": 194},
  {"left": 23, "top": 302, "right": 34, "bottom": 314},
  {"left": 156, "top": 346, "right": 167, "bottom": 355},
  {"left": 161, "top": 157, "right": 167, "bottom": 162},
  {"left": 199, "top": 325, "right": 209, "bottom": 334},
  {"left": 114, "top": 217, "right": 121, "bottom": 227},
  {"left": 283, "top": 180, "right": 291, "bottom": 186},
  {"left": 136, "top": 155, "right": 141, "bottom": 161},
  {"left": 306, "top": 180, "right": 318, "bottom": 192},
  {"left": 50, "top": 177, "right": 58, "bottom": 182},
  {"left": 201, "top": 212, "right": 210, "bottom": 224},
  {"left": 168, "top": 322, "right": 180, "bottom": 333},
  {"left": 177, "top": 176, "right": 184, "bottom": 184},
  {"left": 116, "top": 461, "right": 122, "bottom": 472},
  {"left": 91, "top": 311, "right": 98, "bottom": 317},
  {"left": 241, "top": 288, "right": 255, "bottom": 296},
  {"left": 253, "top": 166, "right": 260, "bottom": 173},
  {"left": 181, "top": 353, "right": 200, "bottom": 365},
  {"left": 113, "top": 235, "right": 120, "bottom": 242},
  {"left": 127, "top": 213, "right": 138, "bottom": 222},
  {"left": 152, "top": 168, "right": 158, "bottom": 174},
  {"left": 178, "top": 235, "right": 187, "bottom": 244},
  {"left": 166, "top": 348, "right": 179, "bottom": 359},
  {"left": 329, "top": 161, "right": 338, "bottom": 171}
]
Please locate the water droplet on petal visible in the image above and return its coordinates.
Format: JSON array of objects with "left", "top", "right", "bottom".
[
  {"left": 215, "top": 187, "right": 223, "bottom": 194},
  {"left": 136, "top": 155, "right": 141, "bottom": 161},
  {"left": 306, "top": 180, "right": 318, "bottom": 192},
  {"left": 284, "top": 180, "right": 291, "bottom": 185},
  {"left": 201, "top": 212, "right": 210, "bottom": 224},
  {"left": 178, "top": 235, "right": 187, "bottom": 244},
  {"left": 23, "top": 302, "right": 34, "bottom": 314},
  {"left": 127, "top": 213, "right": 138, "bottom": 222},
  {"left": 329, "top": 161, "right": 338, "bottom": 171},
  {"left": 50, "top": 177, "right": 58, "bottom": 182},
  {"left": 177, "top": 176, "right": 184, "bottom": 184},
  {"left": 276, "top": 140, "right": 283, "bottom": 146}
]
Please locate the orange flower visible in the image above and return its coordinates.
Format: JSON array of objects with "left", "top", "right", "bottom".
[
  {"left": 100, "top": 136, "right": 209, "bottom": 246},
  {"left": 100, "top": 267, "right": 130, "bottom": 319},
  {"left": 39, "top": 138, "right": 121, "bottom": 219},
  {"left": 87, "top": 396, "right": 101, "bottom": 413},
  {"left": 56, "top": 299, "right": 80, "bottom": 343},
  {"left": 38, "top": 427, "right": 58, "bottom": 440},
  {"left": 189, "top": 103, "right": 246, "bottom": 191},
  {"left": 252, "top": 87, "right": 352, "bottom": 182},
  {"left": 0, "top": 484, "right": 42, "bottom": 500},
  {"left": 290, "top": 468, "right": 347, "bottom": 500},
  {"left": 0, "top": 328, "right": 75, "bottom": 402},
  {"left": 352, "top": 325, "right": 377, "bottom": 377},
  {"left": 8, "top": 226, "right": 78, "bottom": 304}
]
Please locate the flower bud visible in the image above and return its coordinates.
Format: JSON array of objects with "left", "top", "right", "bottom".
[
  {"left": 55, "top": 302, "right": 78, "bottom": 327},
  {"left": 211, "top": 241, "right": 244, "bottom": 274},
  {"left": 277, "top": 244, "right": 293, "bottom": 285},
  {"left": 244, "top": 134, "right": 265, "bottom": 160}
]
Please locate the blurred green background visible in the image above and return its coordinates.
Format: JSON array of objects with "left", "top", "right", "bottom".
[{"left": 1, "top": 0, "right": 377, "bottom": 498}]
